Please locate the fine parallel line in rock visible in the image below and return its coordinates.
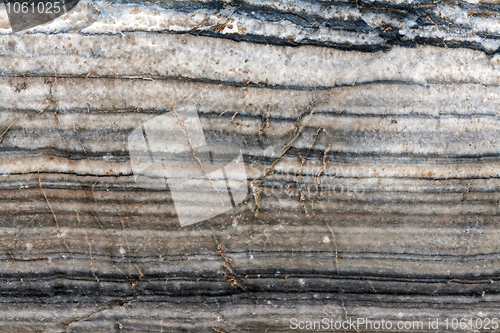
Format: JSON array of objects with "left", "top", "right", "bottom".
[
  {"left": 2, "top": 34, "right": 500, "bottom": 87},
  {"left": 3, "top": 0, "right": 500, "bottom": 54}
]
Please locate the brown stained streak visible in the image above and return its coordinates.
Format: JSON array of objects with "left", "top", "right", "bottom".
[
  {"left": 38, "top": 177, "right": 72, "bottom": 253},
  {"left": 296, "top": 128, "right": 322, "bottom": 217},
  {"left": 119, "top": 218, "right": 144, "bottom": 283},
  {"left": 215, "top": 236, "right": 233, "bottom": 274},
  {"left": 194, "top": 17, "right": 210, "bottom": 29},
  {"left": 0, "top": 120, "right": 17, "bottom": 144},
  {"left": 299, "top": 190, "right": 310, "bottom": 217},
  {"left": 298, "top": 128, "right": 321, "bottom": 175},
  {"left": 213, "top": 312, "right": 234, "bottom": 329},
  {"left": 316, "top": 144, "right": 331, "bottom": 185},
  {"left": 265, "top": 129, "right": 303, "bottom": 175},
  {"left": 90, "top": 183, "right": 111, "bottom": 240},
  {"left": 171, "top": 108, "right": 225, "bottom": 202},
  {"left": 39, "top": 76, "right": 55, "bottom": 114},
  {"left": 63, "top": 296, "right": 137, "bottom": 329},
  {"left": 90, "top": 182, "right": 129, "bottom": 280},
  {"left": 230, "top": 111, "right": 239, "bottom": 122},
  {"left": 212, "top": 328, "right": 227, "bottom": 333},
  {"left": 39, "top": 102, "right": 52, "bottom": 114},
  {"left": 215, "top": 237, "right": 257, "bottom": 304},
  {"left": 258, "top": 98, "right": 320, "bottom": 218},
  {"left": 326, "top": 222, "right": 351, "bottom": 322},
  {"left": 325, "top": 223, "right": 339, "bottom": 273},
  {"left": 85, "top": 232, "right": 103, "bottom": 287},
  {"left": 77, "top": 212, "right": 101, "bottom": 286},
  {"left": 250, "top": 180, "right": 262, "bottom": 217},
  {"left": 266, "top": 97, "right": 316, "bottom": 175},
  {"left": 259, "top": 107, "right": 271, "bottom": 141}
]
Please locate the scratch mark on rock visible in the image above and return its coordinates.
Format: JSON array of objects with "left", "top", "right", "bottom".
[
  {"left": 84, "top": 232, "right": 103, "bottom": 287},
  {"left": 172, "top": 107, "right": 225, "bottom": 202},
  {"left": 316, "top": 144, "right": 331, "bottom": 185},
  {"left": 0, "top": 119, "right": 17, "bottom": 144},
  {"left": 38, "top": 177, "right": 72, "bottom": 253},
  {"left": 250, "top": 180, "right": 261, "bottom": 217}
]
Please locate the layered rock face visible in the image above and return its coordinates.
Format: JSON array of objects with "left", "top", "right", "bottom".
[{"left": 1, "top": 0, "right": 500, "bottom": 332}]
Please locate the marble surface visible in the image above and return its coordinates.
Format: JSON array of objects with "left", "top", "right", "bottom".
[{"left": 1, "top": 0, "right": 500, "bottom": 332}]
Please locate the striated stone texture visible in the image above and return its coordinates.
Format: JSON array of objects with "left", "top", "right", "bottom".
[{"left": 1, "top": 0, "right": 500, "bottom": 332}]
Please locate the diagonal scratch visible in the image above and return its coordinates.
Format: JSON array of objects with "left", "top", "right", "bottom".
[
  {"left": 90, "top": 182, "right": 129, "bottom": 280},
  {"left": 84, "top": 231, "right": 103, "bottom": 287},
  {"left": 171, "top": 108, "right": 225, "bottom": 201},
  {"left": 259, "top": 107, "right": 271, "bottom": 141},
  {"left": 296, "top": 127, "right": 322, "bottom": 217},
  {"left": 266, "top": 96, "right": 317, "bottom": 175},
  {"left": 214, "top": 237, "right": 257, "bottom": 305},
  {"left": 63, "top": 296, "right": 137, "bottom": 329},
  {"left": 265, "top": 128, "right": 303, "bottom": 176},
  {"left": 38, "top": 177, "right": 72, "bottom": 253},
  {"left": 0, "top": 119, "right": 17, "bottom": 144},
  {"left": 325, "top": 223, "right": 339, "bottom": 274},
  {"left": 326, "top": 222, "right": 350, "bottom": 322},
  {"left": 316, "top": 144, "right": 331, "bottom": 185},
  {"left": 250, "top": 180, "right": 261, "bottom": 217}
]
